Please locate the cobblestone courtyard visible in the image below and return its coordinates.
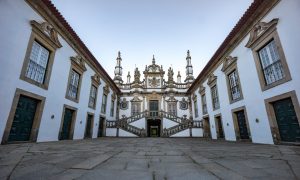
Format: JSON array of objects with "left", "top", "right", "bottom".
[{"left": 1, "top": 138, "right": 300, "bottom": 180}]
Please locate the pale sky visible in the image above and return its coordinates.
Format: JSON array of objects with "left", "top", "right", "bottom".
[{"left": 51, "top": 0, "right": 253, "bottom": 81}]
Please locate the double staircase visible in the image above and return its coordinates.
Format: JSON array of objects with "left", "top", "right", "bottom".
[{"left": 106, "top": 110, "right": 202, "bottom": 137}]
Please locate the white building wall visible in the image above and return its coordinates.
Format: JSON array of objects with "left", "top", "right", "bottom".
[
  {"left": 0, "top": 0, "right": 118, "bottom": 143},
  {"left": 106, "top": 128, "right": 117, "bottom": 137},
  {"left": 131, "top": 118, "right": 146, "bottom": 129},
  {"left": 163, "top": 119, "right": 178, "bottom": 129},
  {"left": 119, "top": 129, "right": 137, "bottom": 137},
  {"left": 191, "top": 0, "right": 300, "bottom": 144},
  {"left": 171, "top": 129, "right": 190, "bottom": 137}
]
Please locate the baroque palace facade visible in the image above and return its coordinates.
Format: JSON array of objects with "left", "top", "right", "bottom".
[{"left": 0, "top": 0, "right": 299, "bottom": 144}]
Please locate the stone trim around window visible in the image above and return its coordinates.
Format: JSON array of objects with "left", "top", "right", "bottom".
[
  {"left": 88, "top": 74, "right": 101, "bottom": 109},
  {"left": 20, "top": 20, "right": 62, "bottom": 90},
  {"left": 1, "top": 88, "right": 46, "bottom": 144},
  {"left": 199, "top": 84, "right": 205, "bottom": 95},
  {"left": 103, "top": 84, "right": 110, "bottom": 96},
  {"left": 231, "top": 106, "right": 252, "bottom": 142},
  {"left": 221, "top": 56, "right": 244, "bottom": 104},
  {"left": 58, "top": 104, "right": 78, "bottom": 140},
  {"left": 264, "top": 90, "right": 300, "bottom": 144},
  {"left": 207, "top": 74, "right": 220, "bottom": 111},
  {"left": 65, "top": 55, "right": 87, "bottom": 103},
  {"left": 246, "top": 18, "right": 291, "bottom": 91}
]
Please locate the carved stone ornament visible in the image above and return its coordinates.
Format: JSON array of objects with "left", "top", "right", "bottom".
[
  {"left": 168, "top": 67, "right": 174, "bottom": 82},
  {"left": 120, "top": 98, "right": 128, "bottom": 110},
  {"left": 192, "top": 93, "right": 197, "bottom": 101},
  {"left": 179, "top": 98, "right": 188, "bottom": 110},
  {"left": 91, "top": 74, "right": 101, "bottom": 87},
  {"left": 30, "top": 20, "right": 62, "bottom": 48},
  {"left": 103, "top": 84, "right": 110, "bottom": 95},
  {"left": 70, "top": 55, "right": 87, "bottom": 72},
  {"left": 245, "top": 18, "right": 279, "bottom": 48},
  {"left": 199, "top": 84, "right": 206, "bottom": 95},
  {"left": 143, "top": 55, "right": 165, "bottom": 76},
  {"left": 134, "top": 68, "right": 141, "bottom": 83},
  {"left": 221, "top": 56, "right": 237, "bottom": 72},
  {"left": 149, "top": 77, "right": 160, "bottom": 87},
  {"left": 165, "top": 96, "right": 178, "bottom": 102},
  {"left": 111, "top": 93, "right": 116, "bottom": 100},
  {"left": 131, "top": 96, "right": 142, "bottom": 102},
  {"left": 207, "top": 73, "right": 217, "bottom": 86}
]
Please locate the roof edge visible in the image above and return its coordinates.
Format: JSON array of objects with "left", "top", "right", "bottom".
[{"left": 187, "top": 0, "right": 280, "bottom": 94}]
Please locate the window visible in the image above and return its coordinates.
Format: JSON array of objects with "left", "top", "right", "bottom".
[
  {"left": 258, "top": 40, "right": 284, "bottom": 85},
  {"left": 88, "top": 85, "right": 97, "bottom": 109},
  {"left": 246, "top": 18, "right": 291, "bottom": 91},
  {"left": 110, "top": 100, "right": 115, "bottom": 117},
  {"left": 201, "top": 94, "right": 207, "bottom": 115},
  {"left": 67, "top": 69, "right": 80, "bottom": 100},
  {"left": 131, "top": 102, "right": 141, "bottom": 116},
  {"left": 101, "top": 94, "right": 107, "bottom": 114},
  {"left": 168, "top": 102, "right": 177, "bottom": 116},
  {"left": 194, "top": 100, "right": 199, "bottom": 118},
  {"left": 25, "top": 41, "right": 49, "bottom": 84},
  {"left": 20, "top": 20, "right": 61, "bottom": 90},
  {"left": 228, "top": 70, "right": 241, "bottom": 101},
  {"left": 65, "top": 55, "right": 86, "bottom": 103},
  {"left": 211, "top": 85, "right": 220, "bottom": 110}
]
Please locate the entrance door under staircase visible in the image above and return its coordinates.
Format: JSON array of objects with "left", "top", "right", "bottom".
[{"left": 147, "top": 119, "right": 161, "bottom": 137}]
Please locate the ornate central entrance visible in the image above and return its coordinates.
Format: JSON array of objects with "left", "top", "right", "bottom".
[{"left": 147, "top": 119, "right": 161, "bottom": 137}]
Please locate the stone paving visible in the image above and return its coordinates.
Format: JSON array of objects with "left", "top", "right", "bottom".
[{"left": 0, "top": 138, "right": 300, "bottom": 180}]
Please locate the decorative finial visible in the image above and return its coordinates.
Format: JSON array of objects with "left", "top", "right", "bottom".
[
  {"left": 178, "top": 71, "right": 181, "bottom": 77},
  {"left": 118, "top": 51, "right": 121, "bottom": 58},
  {"left": 127, "top": 71, "right": 130, "bottom": 76},
  {"left": 187, "top": 50, "right": 190, "bottom": 58},
  {"left": 152, "top": 55, "right": 155, "bottom": 64}
]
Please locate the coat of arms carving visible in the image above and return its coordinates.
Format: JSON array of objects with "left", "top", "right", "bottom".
[{"left": 149, "top": 77, "right": 160, "bottom": 87}]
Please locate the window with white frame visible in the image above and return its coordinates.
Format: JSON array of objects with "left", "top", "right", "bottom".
[
  {"left": 25, "top": 41, "right": 49, "bottom": 84},
  {"left": 67, "top": 69, "right": 80, "bottom": 100},
  {"left": 131, "top": 102, "right": 141, "bottom": 116},
  {"left": 194, "top": 100, "right": 199, "bottom": 118},
  {"left": 168, "top": 102, "right": 177, "bottom": 116},
  {"left": 88, "top": 85, "right": 97, "bottom": 108},
  {"left": 258, "top": 39, "right": 285, "bottom": 85},
  {"left": 228, "top": 70, "right": 241, "bottom": 101},
  {"left": 101, "top": 94, "right": 107, "bottom": 114},
  {"left": 110, "top": 100, "right": 115, "bottom": 117},
  {"left": 201, "top": 94, "right": 207, "bottom": 114},
  {"left": 211, "top": 85, "right": 220, "bottom": 110}
]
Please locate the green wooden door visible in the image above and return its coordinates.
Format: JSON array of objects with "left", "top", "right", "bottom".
[
  {"left": 85, "top": 115, "right": 93, "bottom": 138},
  {"left": 60, "top": 108, "right": 74, "bottom": 140},
  {"left": 217, "top": 117, "right": 224, "bottom": 138},
  {"left": 8, "top": 95, "right": 38, "bottom": 142},
  {"left": 236, "top": 110, "right": 249, "bottom": 139},
  {"left": 98, "top": 117, "right": 105, "bottom": 137},
  {"left": 273, "top": 98, "right": 300, "bottom": 142}
]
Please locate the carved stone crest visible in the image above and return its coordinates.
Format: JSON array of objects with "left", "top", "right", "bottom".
[
  {"left": 120, "top": 98, "right": 128, "bottom": 110},
  {"left": 149, "top": 77, "right": 160, "bottom": 87},
  {"left": 245, "top": 18, "right": 279, "bottom": 48},
  {"left": 221, "top": 56, "right": 237, "bottom": 72},
  {"left": 30, "top": 20, "right": 62, "bottom": 48},
  {"left": 179, "top": 98, "right": 188, "bottom": 110}
]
